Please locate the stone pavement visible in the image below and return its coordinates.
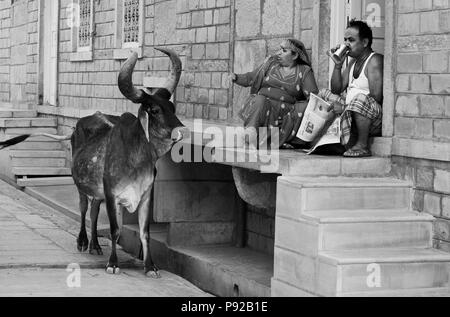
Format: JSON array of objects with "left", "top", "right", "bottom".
[{"left": 0, "top": 180, "right": 211, "bottom": 297}]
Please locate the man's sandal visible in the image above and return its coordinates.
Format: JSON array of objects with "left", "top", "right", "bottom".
[{"left": 343, "top": 148, "right": 372, "bottom": 158}]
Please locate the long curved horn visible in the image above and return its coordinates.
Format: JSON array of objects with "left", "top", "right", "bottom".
[
  {"left": 154, "top": 47, "right": 182, "bottom": 96},
  {"left": 0, "top": 133, "right": 72, "bottom": 150},
  {"left": 118, "top": 52, "right": 145, "bottom": 103}
]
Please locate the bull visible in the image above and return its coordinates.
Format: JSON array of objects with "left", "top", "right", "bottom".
[{"left": 1, "top": 48, "right": 186, "bottom": 277}]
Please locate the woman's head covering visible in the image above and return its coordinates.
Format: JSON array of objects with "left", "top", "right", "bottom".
[{"left": 283, "top": 39, "right": 311, "bottom": 67}]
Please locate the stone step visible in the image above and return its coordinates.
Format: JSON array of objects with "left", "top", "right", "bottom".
[
  {"left": 2, "top": 127, "right": 58, "bottom": 135},
  {"left": 280, "top": 155, "right": 392, "bottom": 177},
  {"left": 10, "top": 150, "right": 66, "bottom": 158},
  {"left": 9, "top": 141, "right": 62, "bottom": 151},
  {"left": 318, "top": 248, "right": 450, "bottom": 295},
  {"left": 302, "top": 209, "right": 431, "bottom": 223},
  {"left": 12, "top": 167, "right": 71, "bottom": 176},
  {"left": 342, "top": 287, "right": 450, "bottom": 297},
  {"left": 120, "top": 224, "right": 273, "bottom": 297},
  {"left": 212, "top": 148, "right": 392, "bottom": 177},
  {"left": 11, "top": 157, "right": 67, "bottom": 168},
  {"left": 302, "top": 210, "right": 434, "bottom": 251},
  {"left": 0, "top": 118, "right": 57, "bottom": 128},
  {"left": 185, "top": 119, "right": 392, "bottom": 177},
  {"left": 0, "top": 109, "right": 37, "bottom": 118},
  {"left": 17, "top": 177, "right": 74, "bottom": 187},
  {"left": 277, "top": 177, "right": 411, "bottom": 215}
]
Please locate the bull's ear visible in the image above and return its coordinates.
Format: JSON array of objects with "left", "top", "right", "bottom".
[
  {"left": 138, "top": 108, "right": 150, "bottom": 142},
  {"left": 154, "top": 88, "right": 172, "bottom": 100}
]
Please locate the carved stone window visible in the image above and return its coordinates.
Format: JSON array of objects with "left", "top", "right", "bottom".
[
  {"left": 123, "top": 0, "right": 140, "bottom": 45},
  {"left": 78, "top": 0, "right": 92, "bottom": 49},
  {"left": 114, "top": 0, "right": 144, "bottom": 59},
  {"left": 70, "top": 0, "right": 94, "bottom": 61}
]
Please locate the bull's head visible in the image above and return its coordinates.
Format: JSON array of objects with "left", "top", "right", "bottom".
[{"left": 118, "top": 48, "right": 186, "bottom": 157}]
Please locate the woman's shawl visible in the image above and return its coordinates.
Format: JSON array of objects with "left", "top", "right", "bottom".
[{"left": 249, "top": 55, "right": 279, "bottom": 95}]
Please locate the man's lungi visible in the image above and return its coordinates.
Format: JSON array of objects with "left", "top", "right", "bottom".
[{"left": 318, "top": 88, "right": 382, "bottom": 146}]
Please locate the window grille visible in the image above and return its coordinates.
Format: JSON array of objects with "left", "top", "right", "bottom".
[
  {"left": 123, "top": 0, "right": 141, "bottom": 45},
  {"left": 114, "top": 0, "right": 143, "bottom": 58},
  {"left": 70, "top": 0, "right": 94, "bottom": 61},
  {"left": 78, "top": 0, "right": 92, "bottom": 48}
]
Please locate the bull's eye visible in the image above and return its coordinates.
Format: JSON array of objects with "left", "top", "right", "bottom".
[{"left": 150, "top": 108, "right": 160, "bottom": 115}]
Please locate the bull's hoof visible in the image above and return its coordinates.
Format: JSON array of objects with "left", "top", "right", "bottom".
[
  {"left": 145, "top": 267, "right": 161, "bottom": 279},
  {"left": 106, "top": 266, "right": 120, "bottom": 275},
  {"left": 77, "top": 236, "right": 89, "bottom": 252},
  {"left": 89, "top": 241, "right": 103, "bottom": 255}
]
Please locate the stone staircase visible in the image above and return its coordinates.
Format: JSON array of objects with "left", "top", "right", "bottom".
[
  {"left": 272, "top": 177, "right": 450, "bottom": 297},
  {"left": 0, "top": 108, "right": 71, "bottom": 185}
]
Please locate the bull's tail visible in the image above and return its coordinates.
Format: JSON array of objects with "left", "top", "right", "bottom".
[{"left": 0, "top": 133, "right": 71, "bottom": 150}]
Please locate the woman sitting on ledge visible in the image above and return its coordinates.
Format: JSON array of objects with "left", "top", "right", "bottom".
[{"left": 230, "top": 38, "right": 318, "bottom": 149}]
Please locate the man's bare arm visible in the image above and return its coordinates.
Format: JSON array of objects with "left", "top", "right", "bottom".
[
  {"left": 330, "top": 61, "right": 353, "bottom": 95},
  {"left": 367, "top": 54, "right": 384, "bottom": 104}
]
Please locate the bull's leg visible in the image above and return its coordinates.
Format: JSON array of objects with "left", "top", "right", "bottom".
[
  {"left": 89, "top": 199, "right": 103, "bottom": 255},
  {"left": 77, "top": 192, "right": 89, "bottom": 252},
  {"left": 104, "top": 191, "right": 121, "bottom": 274},
  {"left": 138, "top": 187, "right": 160, "bottom": 278}
]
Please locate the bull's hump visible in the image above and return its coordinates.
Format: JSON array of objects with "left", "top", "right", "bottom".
[
  {"left": 94, "top": 112, "right": 115, "bottom": 127},
  {"left": 120, "top": 112, "right": 138, "bottom": 123}
]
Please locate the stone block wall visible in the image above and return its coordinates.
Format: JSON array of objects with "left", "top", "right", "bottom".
[
  {"left": 232, "top": 0, "right": 317, "bottom": 121},
  {"left": 55, "top": 0, "right": 233, "bottom": 119},
  {"left": 246, "top": 205, "right": 275, "bottom": 255},
  {"left": 53, "top": 0, "right": 234, "bottom": 136},
  {"left": 393, "top": 0, "right": 450, "bottom": 251},
  {"left": 0, "top": 0, "right": 39, "bottom": 107},
  {"left": 0, "top": 0, "right": 327, "bottom": 123},
  {"left": 0, "top": 0, "right": 10, "bottom": 102},
  {"left": 58, "top": 0, "right": 129, "bottom": 117},
  {"left": 10, "top": 0, "right": 37, "bottom": 107},
  {"left": 173, "top": 0, "right": 232, "bottom": 122},
  {"left": 25, "top": 0, "right": 38, "bottom": 106}
]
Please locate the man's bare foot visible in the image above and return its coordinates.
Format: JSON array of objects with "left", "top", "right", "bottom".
[{"left": 343, "top": 146, "right": 371, "bottom": 158}]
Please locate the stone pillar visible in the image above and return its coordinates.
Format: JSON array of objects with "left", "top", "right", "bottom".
[{"left": 311, "top": 0, "right": 331, "bottom": 89}]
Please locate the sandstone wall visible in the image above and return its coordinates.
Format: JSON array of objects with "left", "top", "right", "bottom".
[{"left": 393, "top": 0, "right": 450, "bottom": 251}]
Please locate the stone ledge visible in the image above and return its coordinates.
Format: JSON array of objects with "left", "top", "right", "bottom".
[
  {"left": 113, "top": 47, "right": 144, "bottom": 60},
  {"left": 69, "top": 51, "right": 93, "bottom": 62},
  {"left": 36, "top": 105, "right": 124, "bottom": 119},
  {"left": 393, "top": 137, "right": 450, "bottom": 162},
  {"left": 180, "top": 119, "right": 393, "bottom": 177}
]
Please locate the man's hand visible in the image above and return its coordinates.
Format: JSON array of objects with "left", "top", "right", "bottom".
[
  {"left": 327, "top": 101, "right": 345, "bottom": 115},
  {"left": 330, "top": 45, "right": 349, "bottom": 68}
]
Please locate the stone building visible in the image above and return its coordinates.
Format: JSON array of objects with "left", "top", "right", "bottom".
[{"left": 0, "top": 0, "right": 449, "bottom": 296}]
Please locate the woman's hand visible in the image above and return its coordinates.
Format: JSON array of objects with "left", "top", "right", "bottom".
[
  {"left": 328, "top": 101, "right": 345, "bottom": 115},
  {"left": 228, "top": 73, "right": 237, "bottom": 84}
]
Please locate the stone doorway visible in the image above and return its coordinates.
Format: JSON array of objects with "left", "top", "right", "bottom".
[{"left": 39, "top": 0, "right": 59, "bottom": 106}]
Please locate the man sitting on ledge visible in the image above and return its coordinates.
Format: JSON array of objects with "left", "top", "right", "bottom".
[{"left": 319, "top": 19, "right": 384, "bottom": 158}]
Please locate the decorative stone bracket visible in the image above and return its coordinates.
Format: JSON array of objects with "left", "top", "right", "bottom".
[{"left": 232, "top": 167, "right": 279, "bottom": 210}]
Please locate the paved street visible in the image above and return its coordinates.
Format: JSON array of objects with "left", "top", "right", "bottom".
[{"left": 0, "top": 180, "right": 210, "bottom": 297}]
